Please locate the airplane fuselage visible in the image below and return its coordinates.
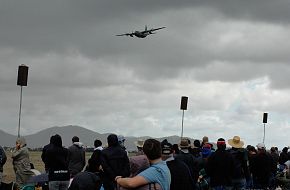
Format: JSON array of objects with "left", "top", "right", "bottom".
[{"left": 134, "top": 31, "right": 148, "bottom": 38}]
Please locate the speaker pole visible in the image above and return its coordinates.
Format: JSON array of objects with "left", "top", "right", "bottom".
[
  {"left": 17, "top": 64, "right": 29, "bottom": 138},
  {"left": 262, "top": 112, "right": 268, "bottom": 144},
  {"left": 263, "top": 123, "right": 265, "bottom": 144},
  {"left": 18, "top": 86, "right": 23, "bottom": 138},
  {"left": 181, "top": 109, "right": 184, "bottom": 140},
  {"left": 180, "top": 96, "right": 188, "bottom": 141}
]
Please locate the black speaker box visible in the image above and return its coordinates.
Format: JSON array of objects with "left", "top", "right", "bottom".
[
  {"left": 17, "top": 65, "right": 29, "bottom": 86},
  {"left": 180, "top": 96, "right": 188, "bottom": 110},
  {"left": 263, "top": 113, "right": 268, "bottom": 123}
]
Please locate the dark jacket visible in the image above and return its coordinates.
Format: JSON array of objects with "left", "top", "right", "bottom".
[
  {"left": 41, "top": 143, "right": 54, "bottom": 172},
  {"left": 175, "top": 150, "right": 198, "bottom": 183},
  {"left": 0, "top": 146, "right": 7, "bottom": 172},
  {"left": 86, "top": 149, "right": 102, "bottom": 173},
  {"left": 229, "top": 148, "right": 250, "bottom": 180},
  {"left": 46, "top": 135, "right": 70, "bottom": 181},
  {"left": 68, "top": 142, "right": 86, "bottom": 177},
  {"left": 206, "top": 148, "right": 234, "bottom": 187},
  {"left": 251, "top": 151, "right": 275, "bottom": 187},
  {"left": 166, "top": 158, "right": 195, "bottom": 190},
  {"left": 101, "top": 134, "right": 130, "bottom": 190},
  {"left": 279, "top": 150, "right": 289, "bottom": 165}
]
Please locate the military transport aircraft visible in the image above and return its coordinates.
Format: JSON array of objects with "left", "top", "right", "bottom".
[{"left": 116, "top": 26, "right": 166, "bottom": 38}]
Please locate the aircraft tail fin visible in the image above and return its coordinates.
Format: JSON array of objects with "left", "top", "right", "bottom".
[{"left": 145, "top": 25, "right": 147, "bottom": 31}]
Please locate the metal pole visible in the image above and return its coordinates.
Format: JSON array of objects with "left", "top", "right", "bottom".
[
  {"left": 18, "top": 86, "right": 23, "bottom": 138},
  {"left": 181, "top": 110, "right": 184, "bottom": 140},
  {"left": 263, "top": 123, "right": 265, "bottom": 144}
]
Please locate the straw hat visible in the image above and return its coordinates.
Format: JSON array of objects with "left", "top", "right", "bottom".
[
  {"left": 134, "top": 139, "right": 144, "bottom": 148},
  {"left": 228, "top": 136, "right": 244, "bottom": 148}
]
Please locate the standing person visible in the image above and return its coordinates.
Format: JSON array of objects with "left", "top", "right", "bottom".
[
  {"left": 228, "top": 136, "right": 250, "bottom": 190},
  {"left": 251, "top": 143, "right": 275, "bottom": 189},
  {"left": 161, "top": 139, "right": 195, "bottom": 190},
  {"left": 46, "top": 134, "right": 70, "bottom": 190},
  {"left": 68, "top": 136, "right": 86, "bottom": 178},
  {"left": 270, "top": 147, "right": 279, "bottom": 168},
  {"left": 116, "top": 139, "right": 171, "bottom": 190},
  {"left": 86, "top": 139, "right": 103, "bottom": 173},
  {"left": 41, "top": 135, "right": 56, "bottom": 173},
  {"left": 201, "top": 136, "right": 209, "bottom": 147},
  {"left": 0, "top": 145, "right": 7, "bottom": 186},
  {"left": 134, "top": 139, "right": 145, "bottom": 156},
  {"left": 206, "top": 138, "right": 234, "bottom": 190},
  {"left": 101, "top": 134, "right": 130, "bottom": 190},
  {"left": 11, "top": 137, "right": 34, "bottom": 187},
  {"left": 175, "top": 138, "right": 198, "bottom": 185},
  {"left": 278, "top": 147, "right": 289, "bottom": 171}
]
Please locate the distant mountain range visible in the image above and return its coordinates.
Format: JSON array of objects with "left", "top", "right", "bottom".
[{"left": 0, "top": 125, "right": 198, "bottom": 151}]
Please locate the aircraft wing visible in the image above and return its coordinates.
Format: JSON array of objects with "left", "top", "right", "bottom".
[
  {"left": 147, "top": 26, "right": 166, "bottom": 33},
  {"left": 116, "top": 32, "right": 134, "bottom": 37}
]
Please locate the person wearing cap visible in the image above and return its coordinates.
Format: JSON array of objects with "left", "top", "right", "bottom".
[
  {"left": 227, "top": 136, "right": 250, "bottom": 190},
  {"left": 206, "top": 138, "right": 234, "bottom": 190},
  {"left": 251, "top": 143, "right": 275, "bottom": 189},
  {"left": 161, "top": 139, "right": 195, "bottom": 190},
  {"left": 116, "top": 139, "right": 171, "bottom": 190},
  {"left": 175, "top": 138, "right": 199, "bottom": 185}
]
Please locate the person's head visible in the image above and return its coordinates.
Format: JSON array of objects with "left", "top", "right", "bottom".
[
  {"left": 228, "top": 136, "right": 244, "bottom": 149},
  {"left": 94, "top": 139, "right": 102, "bottom": 148},
  {"left": 270, "top": 147, "right": 276, "bottom": 153},
  {"left": 256, "top": 143, "right": 266, "bottom": 152},
  {"left": 107, "top": 134, "right": 119, "bottom": 147},
  {"left": 282, "top": 147, "right": 288, "bottom": 153},
  {"left": 118, "top": 135, "right": 126, "bottom": 149},
  {"left": 202, "top": 136, "right": 209, "bottom": 143},
  {"left": 193, "top": 140, "right": 201, "bottom": 148},
  {"left": 179, "top": 138, "right": 190, "bottom": 150},
  {"left": 72, "top": 136, "right": 79, "bottom": 143},
  {"left": 49, "top": 135, "right": 56, "bottom": 144},
  {"left": 217, "top": 138, "right": 226, "bottom": 150},
  {"left": 135, "top": 139, "right": 145, "bottom": 155},
  {"left": 143, "top": 139, "right": 162, "bottom": 161},
  {"left": 161, "top": 139, "right": 173, "bottom": 160},
  {"left": 16, "top": 137, "right": 27, "bottom": 148},
  {"left": 247, "top": 145, "right": 256, "bottom": 154},
  {"left": 52, "top": 134, "right": 62, "bottom": 147}
]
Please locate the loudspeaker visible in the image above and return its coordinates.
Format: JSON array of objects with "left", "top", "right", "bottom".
[
  {"left": 17, "top": 64, "right": 29, "bottom": 86},
  {"left": 180, "top": 96, "right": 188, "bottom": 110},
  {"left": 263, "top": 113, "right": 268, "bottom": 123}
]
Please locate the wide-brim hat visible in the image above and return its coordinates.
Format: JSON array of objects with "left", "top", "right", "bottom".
[
  {"left": 179, "top": 138, "right": 190, "bottom": 149},
  {"left": 134, "top": 139, "right": 144, "bottom": 148},
  {"left": 228, "top": 136, "right": 244, "bottom": 148}
]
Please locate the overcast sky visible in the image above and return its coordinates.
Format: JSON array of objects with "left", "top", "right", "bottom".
[{"left": 1, "top": 0, "right": 290, "bottom": 149}]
